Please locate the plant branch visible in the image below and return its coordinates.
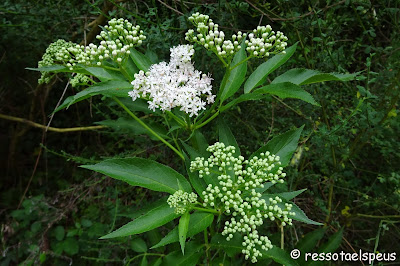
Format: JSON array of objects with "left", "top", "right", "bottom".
[{"left": 0, "top": 114, "right": 106, "bottom": 133}]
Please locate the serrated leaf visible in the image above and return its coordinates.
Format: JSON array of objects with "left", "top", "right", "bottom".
[
  {"left": 271, "top": 68, "right": 357, "bottom": 85},
  {"left": 178, "top": 212, "right": 190, "bottom": 254},
  {"left": 260, "top": 246, "right": 299, "bottom": 265},
  {"left": 254, "top": 82, "right": 320, "bottom": 106},
  {"left": 244, "top": 43, "right": 298, "bottom": 93},
  {"left": 220, "top": 42, "right": 247, "bottom": 102},
  {"left": 130, "top": 48, "right": 152, "bottom": 71},
  {"left": 152, "top": 212, "right": 214, "bottom": 249},
  {"left": 55, "top": 80, "right": 133, "bottom": 113},
  {"left": 100, "top": 201, "right": 179, "bottom": 239},
  {"left": 81, "top": 157, "right": 191, "bottom": 194},
  {"left": 251, "top": 126, "right": 304, "bottom": 167}
]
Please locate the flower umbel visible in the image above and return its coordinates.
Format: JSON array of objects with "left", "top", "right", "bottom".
[
  {"left": 129, "top": 44, "right": 214, "bottom": 117},
  {"left": 190, "top": 142, "right": 295, "bottom": 263}
]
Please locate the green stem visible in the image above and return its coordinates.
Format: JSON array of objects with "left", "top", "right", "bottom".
[
  {"left": 166, "top": 111, "right": 186, "bottom": 128},
  {"left": 230, "top": 56, "right": 252, "bottom": 70},
  {"left": 119, "top": 65, "right": 132, "bottom": 81},
  {"left": 113, "top": 97, "right": 184, "bottom": 160},
  {"left": 204, "top": 228, "right": 210, "bottom": 264},
  {"left": 102, "top": 65, "right": 120, "bottom": 72},
  {"left": 192, "top": 206, "right": 220, "bottom": 215},
  {"left": 125, "top": 253, "right": 164, "bottom": 266},
  {"left": 194, "top": 110, "right": 220, "bottom": 130}
]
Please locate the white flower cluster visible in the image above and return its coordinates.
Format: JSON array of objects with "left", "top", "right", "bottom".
[
  {"left": 167, "top": 190, "right": 198, "bottom": 214},
  {"left": 185, "top": 12, "right": 246, "bottom": 61},
  {"left": 190, "top": 142, "right": 295, "bottom": 263},
  {"left": 129, "top": 44, "right": 215, "bottom": 117},
  {"left": 186, "top": 13, "right": 288, "bottom": 62},
  {"left": 245, "top": 26, "right": 288, "bottom": 57}
]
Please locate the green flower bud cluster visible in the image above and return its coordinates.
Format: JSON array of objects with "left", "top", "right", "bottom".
[
  {"left": 190, "top": 142, "right": 295, "bottom": 263},
  {"left": 186, "top": 12, "right": 246, "bottom": 61},
  {"left": 38, "top": 39, "right": 76, "bottom": 84},
  {"left": 186, "top": 13, "right": 288, "bottom": 63},
  {"left": 70, "top": 73, "right": 90, "bottom": 87},
  {"left": 37, "top": 18, "right": 146, "bottom": 83},
  {"left": 92, "top": 18, "right": 146, "bottom": 65},
  {"left": 245, "top": 26, "right": 288, "bottom": 58},
  {"left": 167, "top": 190, "right": 198, "bottom": 214}
]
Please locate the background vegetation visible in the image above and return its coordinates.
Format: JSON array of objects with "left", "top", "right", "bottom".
[{"left": 1, "top": 0, "right": 399, "bottom": 265}]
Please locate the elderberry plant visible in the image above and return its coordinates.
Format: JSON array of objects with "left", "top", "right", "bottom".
[{"left": 30, "top": 12, "right": 357, "bottom": 264}]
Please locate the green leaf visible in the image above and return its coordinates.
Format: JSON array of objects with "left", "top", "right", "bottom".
[
  {"left": 210, "top": 233, "right": 243, "bottom": 257},
  {"left": 288, "top": 202, "right": 323, "bottom": 225},
  {"left": 26, "top": 65, "right": 68, "bottom": 72},
  {"left": 178, "top": 212, "right": 190, "bottom": 254},
  {"left": 218, "top": 118, "right": 240, "bottom": 156},
  {"left": 244, "top": 43, "right": 298, "bottom": 93},
  {"left": 271, "top": 68, "right": 357, "bottom": 85},
  {"left": 100, "top": 201, "right": 179, "bottom": 239},
  {"left": 260, "top": 246, "right": 299, "bottom": 265},
  {"left": 255, "top": 182, "right": 275, "bottom": 193},
  {"left": 122, "top": 56, "right": 140, "bottom": 80},
  {"left": 296, "top": 228, "right": 327, "bottom": 253},
  {"left": 131, "top": 237, "right": 148, "bottom": 253},
  {"left": 82, "top": 66, "right": 126, "bottom": 81},
  {"left": 220, "top": 93, "right": 269, "bottom": 112},
  {"left": 54, "top": 225, "right": 65, "bottom": 241},
  {"left": 81, "top": 157, "right": 191, "bottom": 194},
  {"left": 254, "top": 82, "right": 320, "bottom": 106},
  {"left": 251, "top": 126, "right": 304, "bottom": 167},
  {"left": 163, "top": 242, "right": 202, "bottom": 266},
  {"left": 220, "top": 42, "right": 247, "bottom": 101},
  {"left": 62, "top": 237, "right": 79, "bottom": 255},
  {"left": 306, "top": 229, "right": 344, "bottom": 266},
  {"left": 152, "top": 212, "right": 214, "bottom": 249},
  {"left": 183, "top": 152, "right": 207, "bottom": 197},
  {"left": 130, "top": 48, "right": 152, "bottom": 71},
  {"left": 191, "top": 130, "right": 209, "bottom": 155},
  {"left": 262, "top": 189, "right": 307, "bottom": 201},
  {"left": 55, "top": 80, "right": 133, "bottom": 112}
]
